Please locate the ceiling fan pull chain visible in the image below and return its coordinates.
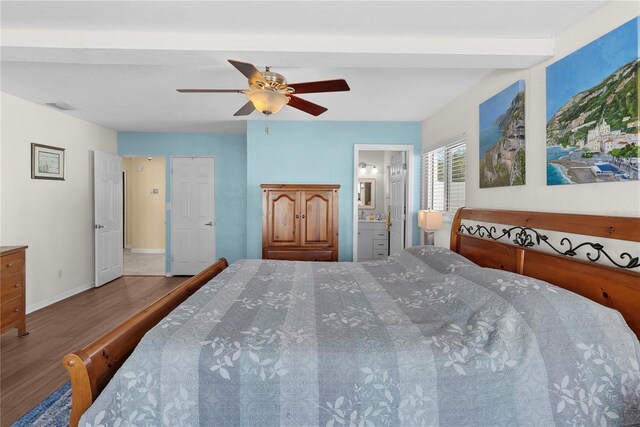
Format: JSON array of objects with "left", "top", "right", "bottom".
[{"left": 265, "top": 114, "right": 270, "bottom": 135}]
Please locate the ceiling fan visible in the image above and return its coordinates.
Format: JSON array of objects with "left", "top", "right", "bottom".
[{"left": 177, "top": 60, "right": 350, "bottom": 117}]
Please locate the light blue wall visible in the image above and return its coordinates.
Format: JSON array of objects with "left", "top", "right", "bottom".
[
  {"left": 246, "top": 120, "right": 422, "bottom": 261},
  {"left": 118, "top": 132, "right": 247, "bottom": 272},
  {"left": 118, "top": 122, "right": 421, "bottom": 268}
]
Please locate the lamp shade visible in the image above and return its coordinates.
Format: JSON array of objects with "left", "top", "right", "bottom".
[
  {"left": 247, "top": 90, "right": 289, "bottom": 115},
  {"left": 418, "top": 210, "right": 443, "bottom": 230}
]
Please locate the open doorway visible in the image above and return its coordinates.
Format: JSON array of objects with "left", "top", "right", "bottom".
[
  {"left": 353, "top": 145, "right": 414, "bottom": 262},
  {"left": 122, "top": 156, "right": 166, "bottom": 275}
]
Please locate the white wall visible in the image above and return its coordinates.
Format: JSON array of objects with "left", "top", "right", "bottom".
[
  {"left": 422, "top": 2, "right": 640, "bottom": 247},
  {"left": 1, "top": 92, "right": 117, "bottom": 311}
]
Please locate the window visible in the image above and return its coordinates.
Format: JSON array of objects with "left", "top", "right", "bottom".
[{"left": 422, "top": 138, "right": 466, "bottom": 214}]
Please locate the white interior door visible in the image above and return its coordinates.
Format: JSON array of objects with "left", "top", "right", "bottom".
[
  {"left": 171, "top": 157, "right": 215, "bottom": 275},
  {"left": 389, "top": 153, "right": 406, "bottom": 256},
  {"left": 94, "top": 151, "right": 123, "bottom": 287}
]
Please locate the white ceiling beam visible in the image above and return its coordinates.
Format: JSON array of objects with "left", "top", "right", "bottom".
[{"left": 1, "top": 29, "right": 554, "bottom": 69}]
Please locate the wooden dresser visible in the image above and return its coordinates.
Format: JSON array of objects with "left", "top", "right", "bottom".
[
  {"left": 1, "top": 246, "right": 28, "bottom": 336},
  {"left": 262, "top": 184, "right": 339, "bottom": 261}
]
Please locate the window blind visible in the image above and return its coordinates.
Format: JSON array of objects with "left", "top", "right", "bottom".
[{"left": 422, "top": 138, "right": 466, "bottom": 213}]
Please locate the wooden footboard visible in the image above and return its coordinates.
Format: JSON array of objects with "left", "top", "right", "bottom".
[{"left": 63, "top": 258, "right": 229, "bottom": 427}]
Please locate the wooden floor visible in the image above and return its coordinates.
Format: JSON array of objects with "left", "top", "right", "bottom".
[{"left": 0, "top": 275, "right": 187, "bottom": 426}]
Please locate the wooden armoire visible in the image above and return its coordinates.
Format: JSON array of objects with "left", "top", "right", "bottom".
[{"left": 261, "top": 184, "right": 339, "bottom": 261}]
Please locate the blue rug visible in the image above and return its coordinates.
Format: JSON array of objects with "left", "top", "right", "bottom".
[{"left": 11, "top": 382, "right": 71, "bottom": 426}]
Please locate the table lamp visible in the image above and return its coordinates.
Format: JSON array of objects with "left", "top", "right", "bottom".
[{"left": 418, "top": 210, "right": 443, "bottom": 246}]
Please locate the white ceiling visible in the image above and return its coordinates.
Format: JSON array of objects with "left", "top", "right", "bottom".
[{"left": 0, "top": 1, "right": 608, "bottom": 134}]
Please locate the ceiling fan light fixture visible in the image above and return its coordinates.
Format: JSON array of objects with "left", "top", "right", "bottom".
[{"left": 247, "top": 90, "right": 289, "bottom": 116}]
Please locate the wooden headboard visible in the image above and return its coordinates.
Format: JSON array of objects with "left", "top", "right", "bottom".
[{"left": 450, "top": 208, "right": 640, "bottom": 339}]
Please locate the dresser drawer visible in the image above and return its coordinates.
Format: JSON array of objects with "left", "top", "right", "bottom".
[
  {"left": 1, "top": 273, "right": 24, "bottom": 302},
  {"left": 373, "top": 239, "right": 388, "bottom": 250},
  {"left": 373, "top": 230, "right": 387, "bottom": 239},
  {"left": 0, "top": 246, "right": 27, "bottom": 336},
  {"left": 1, "top": 298, "right": 23, "bottom": 327},
  {"left": 1, "top": 252, "right": 24, "bottom": 277},
  {"left": 373, "top": 250, "right": 388, "bottom": 260}
]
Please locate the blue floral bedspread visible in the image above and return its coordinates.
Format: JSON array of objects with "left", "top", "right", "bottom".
[{"left": 81, "top": 246, "right": 640, "bottom": 426}]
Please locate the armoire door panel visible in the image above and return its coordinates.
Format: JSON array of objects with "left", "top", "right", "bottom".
[
  {"left": 268, "top": 192, "right": 299, "bottom": 246},
  {"left": 301, "top": 191, "right": 332, "bottom": 246}
]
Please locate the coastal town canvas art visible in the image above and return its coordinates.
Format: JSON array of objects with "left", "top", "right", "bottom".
[
  {"left": 479, "top": 80, "right": 526, "bottom": 188},
  {"left": 546, "top": 17, "right": 639, "bottom": 185}
]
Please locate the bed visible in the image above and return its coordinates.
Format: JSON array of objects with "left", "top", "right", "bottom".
[{"left": 64, "top": 208, "right": 640, "bottom": 426}]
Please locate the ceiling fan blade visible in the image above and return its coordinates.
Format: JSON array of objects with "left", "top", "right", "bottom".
[
  {"left": 177, "top": 89, "right": 245, "bottom": 93},
  {"left": 287, "top": 95, "right": 328, "bottom": 116},
  {"left": 234, "top": 101, "right": 256, "bottom": 116},
  {"left": 228, "top": 60, "right": 267, "bottom": 86},
  {"left": 288, "top": 79, "right": 350, "bottom": 94}
]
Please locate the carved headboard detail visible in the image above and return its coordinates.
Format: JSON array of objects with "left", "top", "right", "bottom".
[{"left": 450, "top": 208, "right": 640, "bottom": 339}]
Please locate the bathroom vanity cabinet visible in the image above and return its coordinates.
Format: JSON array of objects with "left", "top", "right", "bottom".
[{"left": 357, "top": 221, "right": 388, "bottom": 261}]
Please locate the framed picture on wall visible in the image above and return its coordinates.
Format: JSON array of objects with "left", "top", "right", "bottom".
[
  {"left": 479, "top": 80, "right": 526, "bottom": 188},
  {"left": 546, "top": 17, "right": 639, "bottom": 185},
  {"left": 31, "top": 143, "right": 65, "bottom": 180}
]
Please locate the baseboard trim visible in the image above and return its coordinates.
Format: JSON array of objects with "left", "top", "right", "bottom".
[
  {"left": 165, "top": 272, "right": 173, "bottom": 277},
  {"left": 131, "top": 248, "right": 165, "bottom": 254},
  {"left": 26, "top": 281, "right": 94, "bottom": 314}
]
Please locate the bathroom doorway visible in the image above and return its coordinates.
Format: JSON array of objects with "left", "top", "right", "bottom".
[{"left": 352, "top": 145, "right": 414, "bottom": 262}]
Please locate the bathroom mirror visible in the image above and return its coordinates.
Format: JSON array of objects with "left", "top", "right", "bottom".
[{"left": 357, "top": 178, "right": 376, "bottom": 209}]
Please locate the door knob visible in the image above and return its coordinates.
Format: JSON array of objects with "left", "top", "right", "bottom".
[
  {"left": 94, "top": 224, "right": 105, "bottom": 229},
  {"left": 205, "top": 222, "right": 213, "bottom": 226}
]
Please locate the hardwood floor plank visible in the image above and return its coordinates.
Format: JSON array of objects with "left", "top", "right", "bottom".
[{"left": 0, "top": 275, "right": 186, "bottom": 426}]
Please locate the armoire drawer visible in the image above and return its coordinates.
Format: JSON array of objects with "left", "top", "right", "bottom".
[{"left": 266, "top": 250, "right": 335, "bottom": 262}]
